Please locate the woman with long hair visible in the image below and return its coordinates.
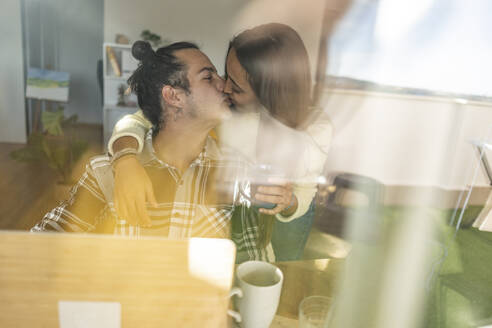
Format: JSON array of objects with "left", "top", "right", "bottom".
[{"left": 109, "top": 23, "right": 331, "bottom": 262}]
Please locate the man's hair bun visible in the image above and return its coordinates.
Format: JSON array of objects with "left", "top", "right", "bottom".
[{"left": 132, "top": 41, "right": 154, "bottom": 61}]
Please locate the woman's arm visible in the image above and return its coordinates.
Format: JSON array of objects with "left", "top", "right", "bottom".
[
  {"left": 274, "top": 114, "right": 332, "bottom": 222},
  {"left": 275, "top": 185, "right": 315, "bottom": 222},
  {"left": 108, "top": 110, "right": 152, "bottom": 155},
  {"left": 109, "top": 110, "right": 156, "bottom": 227}
]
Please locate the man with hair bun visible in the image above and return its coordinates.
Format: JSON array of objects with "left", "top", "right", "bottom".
[{"left": 32, "top": 41, "right": 271, "bottom": 261}]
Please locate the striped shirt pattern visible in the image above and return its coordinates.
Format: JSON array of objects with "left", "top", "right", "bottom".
[{"left": 32, "top": 133, "right": 272, "bottom": 261}]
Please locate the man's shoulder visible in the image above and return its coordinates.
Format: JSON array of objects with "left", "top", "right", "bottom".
[
  {"left": 87, "top": 153, "right": 112, "bottom": 171},
  {"left": 84, "top": 153, "right": 116, "bottom": 201},
  {"left": 84, "top": 154, "right": 115, "bottom": 182}
]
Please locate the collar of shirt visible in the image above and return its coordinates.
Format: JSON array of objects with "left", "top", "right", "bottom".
[{"left": 139, "top": 129, "right": 222, "bottom": 169}]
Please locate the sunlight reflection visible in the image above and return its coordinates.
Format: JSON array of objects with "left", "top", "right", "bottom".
[
  {"left": 187, "top": 238, "right": 236, "bottom": 290},
  {"left": 375, "top": 0, "right": 434, "bottom": 43}
]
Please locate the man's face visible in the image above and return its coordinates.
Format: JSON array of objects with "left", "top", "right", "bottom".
[
  {"left": 174, "top": 48, "right": 231, "bottom": 125},
  {"left": 223, "top": 48, "right": 260, "bottom": 113}
]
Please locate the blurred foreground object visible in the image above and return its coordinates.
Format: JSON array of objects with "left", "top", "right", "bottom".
[{"left": 0, "top": 232, "right": 235, "bottom": 327}]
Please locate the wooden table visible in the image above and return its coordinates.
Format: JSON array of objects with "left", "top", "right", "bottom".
[
  {"left": 271, "top": 258, "right": 345, "bottom": 327},
  {"left": 271, "top": 315, "right": 299, "bottom": 327}
]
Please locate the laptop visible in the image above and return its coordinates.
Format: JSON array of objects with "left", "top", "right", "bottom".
[{"left": 0, "top": 231, "right": 236, "bottom": 327}]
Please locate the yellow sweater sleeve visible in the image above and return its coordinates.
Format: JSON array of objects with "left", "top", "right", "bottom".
[{"left": 107, "top": 109, "right": 152, "bottom": 155}]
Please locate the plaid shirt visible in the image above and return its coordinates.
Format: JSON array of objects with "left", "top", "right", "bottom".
[{"left": 32, "top": 132, "right": 273, "bottom": 262}]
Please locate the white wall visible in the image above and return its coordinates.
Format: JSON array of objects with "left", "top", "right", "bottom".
[
  {"left": 0, "top": 0, "right": 26, "bottom": 143},
  {"left": 322, "top": 89, "right": 492, "bottom": 189},
  {"left": 104, "top": 0, "right": 326, "bottom": 77}
]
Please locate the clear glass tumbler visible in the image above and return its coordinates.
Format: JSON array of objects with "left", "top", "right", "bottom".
[{"left": 298, "top": 295, "right": 332, "bottom": 328}]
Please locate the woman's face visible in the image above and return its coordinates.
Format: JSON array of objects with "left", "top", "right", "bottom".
[{"left": 223, "top": 48, "right": 259, "bottom": 112}]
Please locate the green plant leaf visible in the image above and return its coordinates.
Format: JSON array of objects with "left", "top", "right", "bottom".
[
  {"left": 9, "top": 133, "right": 46, "bottom": 162},
  {"left": 9, "top": 116, "right": 89, "bottom": 183},
  {"left": 140, "top": 30, "right": 150, "bottom": 38},
  {"left": 42, "top": 109, "right": 64, "bottom": 136},
  {"left": 10, "top": 146, "right": 40, "bottom": 162}
]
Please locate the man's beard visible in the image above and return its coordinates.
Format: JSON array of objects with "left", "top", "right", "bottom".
[{"left": 185, "top": 94, "right": 198, "bottom": 118}]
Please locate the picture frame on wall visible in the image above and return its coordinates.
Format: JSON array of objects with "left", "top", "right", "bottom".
[{"left": 25, "top": 68, "right": 70, "bottom": 103}]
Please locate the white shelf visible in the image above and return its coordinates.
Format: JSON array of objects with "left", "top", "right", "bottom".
[
  {"left": 102, "top": 42, "right": 139, "bottom": 148},
  {"left": 104, "top": 42, "right": 132, "bottom": 49}
]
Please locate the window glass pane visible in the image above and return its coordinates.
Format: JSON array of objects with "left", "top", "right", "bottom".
[{"left": 328, "top": 0, "right": 492, "bottom": 99}]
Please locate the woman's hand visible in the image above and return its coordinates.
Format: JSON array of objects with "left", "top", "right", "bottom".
[
  {"left": 254, "top": 179, "right": 298, "bottom": 216},
  {"left": 113, "top": 155, "right": 157, "bottom": 227}
]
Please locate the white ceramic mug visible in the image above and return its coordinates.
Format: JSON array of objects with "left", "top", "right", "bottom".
[{"left": 228, "top": 261, "right": 284, "bottom": 328}]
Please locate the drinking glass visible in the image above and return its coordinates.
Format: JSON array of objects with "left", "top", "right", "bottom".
[{"left": 298, "top": 295, "right": 332, "bottom": 328}]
